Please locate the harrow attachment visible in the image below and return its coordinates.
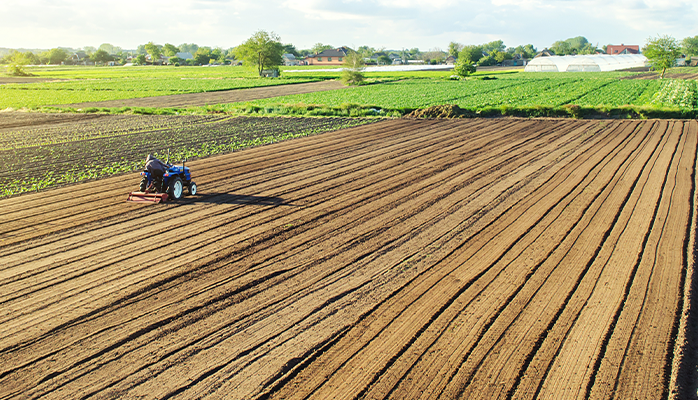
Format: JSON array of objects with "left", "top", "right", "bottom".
[{"left": 126, "top": 191, "right": 169, "bottom": 204}]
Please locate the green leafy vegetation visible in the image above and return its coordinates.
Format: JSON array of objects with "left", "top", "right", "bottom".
[
  {"left": 228, "top": 73, "right": 697, "bottom": 118},
  {"left": 0, "top": 75, "right": 321, "bottom": 109},
  {"left": 0, "top": 115, "right": 376, "bottom": 197}
]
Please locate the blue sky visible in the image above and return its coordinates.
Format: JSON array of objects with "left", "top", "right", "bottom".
[{"left": 2, "top": 0, "right": 696, "bottom": 51}]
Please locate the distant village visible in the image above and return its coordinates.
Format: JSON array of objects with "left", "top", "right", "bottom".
[{"left": 2, "top": 35, "right": 697, "bottom": 68}]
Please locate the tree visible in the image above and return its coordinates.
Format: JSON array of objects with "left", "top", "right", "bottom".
[
  {"left": 341, "top": 51, "right": 365, "bottom": 85},
  {"left": 98, "top": 43, "right": 121, "bottom": 55},
  {"left": 282, "top": 44, "right": 299, "bottom": 57},
  {"left": 577, "top": 42, "right": 599, "bottom": 55},
  {"left": 42, "top": 48, "right": 68, "bottom": 65},
  {"left": 453, "top": 57, "right": 476, "bottom": 78},
  {"left": 482, "top": 40, "right": 505, "bottom": 53},
  {"left": 512, "top": 45, "right": 535, "bottom": 59},
  {"left": 493, "top": 50, "right": 512, "bottom": 63},
  {"left": 448, "top": 42, "right": 464, "bottom": 58},
  {"left": 550, "top": 40, "right": 571, "bottom": 55},
  {"left": 458, "top": 45, "right": 483, "bottom": 64},
  {"left": 643, "top": 35, "right": 681, "bottom": 78},
  {"left": 567, "top": 36, "right": 589, "bottom": 50},
  {"left": 356, "top": 45, "right": 375, "bottom": 59},
  {"left": 6, "top": 51, "right": 31, "bottom": 76},
  {"left": 179, "top": 43, "right": 199, "bottom": 54},
  {"left": 478, "top": 54, "right": 496, "bottom": 66},
  {"left": 234, "top": 30, "right": 284, "bottom": 77},
  {"left": 22, "top": 51, "right": 40, "bottom": 65},
  {"left": 144, "top": 42, "right": 162, "bottom": 64},
  {"left": 134, "top": 54, "right": 147, "bottom": 65},
  {"left": 522, "top": 44, "right": 537, "bottom": 59},
  {"left": 682, "top": 36, "right": 698, "bottom": 57},
  {"left": 550, "top": 36, "right": 590, "bottom": 55},
  {"left": 211, "top": 47, "right": 226, "bottom": 63},
  {"left": 162, "top": 43, "right": 180, "bottom": 57},
  {"left": 421, "top": 48, "right": 446, "bottom": 64},
  {"left": 91, "top": 49, "right": 113, "bottom": 64},
  {"left": 377, "top": 54, "right": 392, "bottom": 65},
  {"left": 311, "top": 43, "right": 333, "bottom": 55},
  {"left": 193, "top": 47, "right": 213, "bottom": 65}
]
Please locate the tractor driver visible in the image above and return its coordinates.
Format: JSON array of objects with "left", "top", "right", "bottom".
[{"left": 145, "top": 154, "right": 170, "bottom": 192}]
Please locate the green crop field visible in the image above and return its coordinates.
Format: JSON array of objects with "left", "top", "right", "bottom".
[
  {"left": 2, "top": 65, "right": 697, "bottom": 118},
  {"left": 0, "top": 65, "right": 322, "bottom": 109},
  {"left": 231, "top": 72, "right": 698, "bottom": 118},
  {"left": 0, "top": 65, "right": 512, "bottom": 110}
]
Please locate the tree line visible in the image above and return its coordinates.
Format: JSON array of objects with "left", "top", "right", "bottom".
[{"left": 3, "top": 32, "right": 697, "bottom": 79}]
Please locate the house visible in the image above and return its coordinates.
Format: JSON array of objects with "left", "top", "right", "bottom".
[
  {"left": 606, "top": 44, "right": 640, "bottom": 55},
  {"left": 66, "top": 51, "right": 89, "bottom": 65},
  {"left": 502, "top": 54, "right": 529, "bottom": 67},
  {"left": 283, "top": 54, "right": 299, "bottom": 66},
  {"left": 305, "top": 47, "right": 349, "bottom": 66},
  {"left": 445, "top": 55, "right": 456, "bottom": 65},
  {"left": 145, "top": 54, "right": 168, "bottom": 65},
  {"left": 175, "top": 52, "right": 194, "bottom": 60},
  {"left": 534, "top": 49, "right": 555, "bottom": 58}
]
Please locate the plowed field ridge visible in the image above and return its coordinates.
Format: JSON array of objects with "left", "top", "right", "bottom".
[{"left": 0, "top": 118, "right": 696, "bottom": 399}]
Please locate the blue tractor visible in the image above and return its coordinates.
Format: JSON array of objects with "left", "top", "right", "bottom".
[{"left": 127, "top": 160, "right": 197, "bottom": 203}]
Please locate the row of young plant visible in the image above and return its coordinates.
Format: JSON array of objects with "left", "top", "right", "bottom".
[
  {"left": 0, "top": 116, "right": 377, "bottom": 197},
  {"left": 0, "top": 77, "right": 321, "bottom": 109},
  {"left": 0, "top": 114, "right": 223, "bottom": 150},
  {"left": 226, "top": 75, "right": 697, "bottom": 118}
]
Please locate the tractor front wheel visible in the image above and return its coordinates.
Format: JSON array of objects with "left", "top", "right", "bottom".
[
  {"left": 168, "top": 176, "right": 184, "bottom": 200},
  {"left": 187, "top": 182, "right": 197, "bottom": 196}
]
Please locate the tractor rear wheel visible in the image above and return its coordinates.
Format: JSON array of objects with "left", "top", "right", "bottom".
[
  {"left": 168, "top": 176, "right": 184, "bottom": 200},
  {"left": 139, "top": 177, "right": 148, "bottom": 192}
]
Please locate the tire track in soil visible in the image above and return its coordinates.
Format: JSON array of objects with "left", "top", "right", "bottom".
[
  {"left": 0, "top": 116, "right": 540, "bottom": 384},
  {"left": 0, "top": 118, "right": 695, "bottom": 400},
  {"left": 266, "top": 119, "right": 640, "bottom": 397},
  {"left": 1, "top": 115, "right": 556, "bottom": 396}
]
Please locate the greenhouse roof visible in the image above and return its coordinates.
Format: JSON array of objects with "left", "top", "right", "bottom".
[{"left": 524, "top": 54, "right": 647, "bottom": 72}]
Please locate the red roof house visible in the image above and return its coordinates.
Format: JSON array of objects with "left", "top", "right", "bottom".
[{"left": 606, "top": 44, "right": 640, "bottom": 55}]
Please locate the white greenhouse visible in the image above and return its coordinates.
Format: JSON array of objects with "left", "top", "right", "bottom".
[{"left": 524, "top": 54, "right": 647, "bottom": 72}]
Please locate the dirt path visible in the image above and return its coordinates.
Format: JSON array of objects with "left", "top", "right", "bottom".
[
  {"left": 56, "top": 80, "right": 347, "bottom": 109},
  {"left": 0, "top": 118, "right": 696, "bottom": 399},
  {"left": 0, "top": 77, "right": 64, "bottom": 85},
  {"left": 0, "top": 111, "right": 108, "bottom": 130}
]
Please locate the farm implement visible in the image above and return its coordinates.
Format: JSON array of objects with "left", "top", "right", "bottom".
[{"left": 127, "top": 160, "right": 197, "bottom": 204}]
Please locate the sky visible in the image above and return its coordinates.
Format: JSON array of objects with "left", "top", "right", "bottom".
[{"left": 2, "top": 0, "right": 696, "bottom": 52}]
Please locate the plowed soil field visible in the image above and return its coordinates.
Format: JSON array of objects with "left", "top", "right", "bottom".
[
  {"left": 1, "top": 118, "right": 697, "bottom": 399},
  {"left": 57, "top": 80, "right": 346, "bottom": 109}
]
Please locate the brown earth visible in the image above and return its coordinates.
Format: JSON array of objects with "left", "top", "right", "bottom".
[
  {"left": 1, "top": 118, "right": 697, "bottom": 399},
  {"left": 621, "top": 72, "right": 698, "bottom": 80},
  {"left": 0, "top": 77, "right": 64, "bottom": 85},
  {"left": 56, "top": 80, "right": 347, "bottom": 109},
  {"left": 404, "top": 104, "right": 473, "bottom": 119},
  {"left": 0, "top": 111, "right": 107, "bottom": 130}
]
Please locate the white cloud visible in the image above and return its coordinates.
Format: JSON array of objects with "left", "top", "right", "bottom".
[{"left": 2, "top": 0, "right": 696, "bottom": 51}]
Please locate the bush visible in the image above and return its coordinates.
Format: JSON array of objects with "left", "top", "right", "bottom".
[
  {"left": 6, "top": 51, "right": 32, "bottom": 76},
  {"left": 341, "top": 51, "right": 365, "bottom": 86},
  {"left": 453, "top": 59, "right": 476, "bottom": 78}
]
